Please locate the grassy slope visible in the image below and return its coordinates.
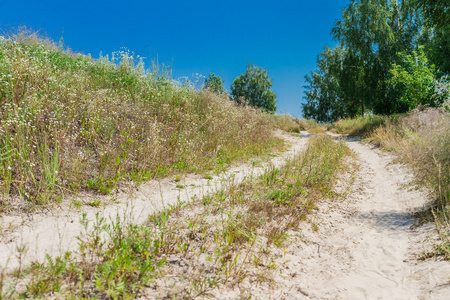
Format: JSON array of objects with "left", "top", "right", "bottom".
[{"left": 0, "top": 33, "right": 281, "bottom": 210}]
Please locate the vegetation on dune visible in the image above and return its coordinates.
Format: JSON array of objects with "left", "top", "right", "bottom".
[
  {"left": 0, "top": 136, "right": 352, "bottom": 299},
  {"left": 330, "top": 115, "right": 391, "bottom": 137},
  {"left": 0, "top": 31, "right": 280, "bottom": 211}
]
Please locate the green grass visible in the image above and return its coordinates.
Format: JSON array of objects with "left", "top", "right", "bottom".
[
  {"left": 0, "top": 30, "right": 281, "bottom": 212},
  {"left": 0, "top": 136, "right": 353, "bottom": 298}
]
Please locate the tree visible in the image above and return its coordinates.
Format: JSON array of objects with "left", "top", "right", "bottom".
[
  {"left": 389, "top": 46, "right": 437, "bottom": 109},
  {"left": 303, "top": 46, "right": 348, "bottom": 122},
  {"left": 329, "top": 0, "right": 424, "bottom": 115},
  {"left": 414, "top": 0, "right": 450, "bottom": 28},
  {"left": 414, "top": 0, "right": 450, "bottom": 75},
  {"left": 231, "top": 64, "right": 277, "bottom": 113},
  {"left": 204, "top": 73, "right": 225, "bottom": 95}
]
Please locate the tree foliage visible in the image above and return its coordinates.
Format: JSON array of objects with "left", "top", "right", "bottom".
[
  {"left": 204, "top": 72, "right": 224, "bottom": 95},
  {"left": 414, "top": 0, "right": 450, "bottom": 28},
  {"left": 302, "top": 0, "right": 448, "bottom": 121},
  {"left": 389, "top": 46, "right": 437, "bottom": 109},
  {"left": 231, "top": 64, "right": 277, "bottom": 113}
]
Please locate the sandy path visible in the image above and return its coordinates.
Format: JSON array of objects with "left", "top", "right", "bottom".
[
  {"left": 0, "top": 131, "right": 307, "bottom": 271},
  {"left": 2, "top": 131, "right": 449, "bottom": 299},
  {"left": 276, "top": 135, "right": 450, "bottom": 299}
]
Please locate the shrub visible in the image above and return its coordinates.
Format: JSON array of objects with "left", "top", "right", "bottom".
[{"left": 231, "top": 64, "right": 277, "bottom": 113}]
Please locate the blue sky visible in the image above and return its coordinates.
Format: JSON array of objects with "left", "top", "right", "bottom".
[{"left": 0, "top": 0, "right": 346, "bottom": 117}]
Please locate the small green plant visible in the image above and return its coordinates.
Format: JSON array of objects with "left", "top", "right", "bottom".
[{"left": 87, "top": 200, "right": 101, "bottom": 207}]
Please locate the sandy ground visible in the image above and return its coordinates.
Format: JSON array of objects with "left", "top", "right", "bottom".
[
  {"left": 269, "top": 134, "right": 450, "bottom": 300},
  {"left": 0, "top": 131, "right": 306, "bottom": 271},
  {"left": 1, "top": 131, "right": 449, "bottom": 299}
]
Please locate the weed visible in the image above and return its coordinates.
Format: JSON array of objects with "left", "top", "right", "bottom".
[{"left": 203, "top": 174, "right": 213, "bottom": 180}]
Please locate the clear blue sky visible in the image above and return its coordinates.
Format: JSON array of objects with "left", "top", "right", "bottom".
[{"left": 0, "top": 0, "right": 346, "bottom": 117}]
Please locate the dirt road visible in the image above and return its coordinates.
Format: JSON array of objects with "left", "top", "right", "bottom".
[
  {"left": 1, "top": 132, "right": 449, "bottom": 299},
  {"left": 274, "top": 134, "right": 450, "bottom": 299}
]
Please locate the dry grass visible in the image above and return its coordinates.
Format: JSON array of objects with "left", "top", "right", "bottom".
[
  {"left": 272, "top": 115, "right": 325, "bottom": 134},
  {"left": 330, "top": 115, "right": 388, "bottom": 137},
  {"left": 307, "top": 126, "right": 327, "bottom": 135},
  {"left": 272, "top": 114, "right": 301, "bottom": 133},
  {"left": 0, "top": 31, "right": 281, "bottom": 212},
  {"left": 0, "top": 136, "right": 352, "bottom": 299}
]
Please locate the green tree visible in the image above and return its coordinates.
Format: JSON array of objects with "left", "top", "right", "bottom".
[
  {"left": 330, "top": 0, "right": 425, "bottom": 115},
  {"left": 204, "top": 72, "right": 225, "bottom": 95},
  {"left": 303, "top": 46, "right": 347, "bottom": 122},
  {"left": 231, "top": 64, "right": 277, "bottom": 113},
  {"left": 415, "top": 0, "right": 450, "bottom": 28},
  {"left": 389, "top": 46, "right": 437, "bottom": 109},
  {"left": 414, "top": 0, "right": 450, "bottom": 75}
]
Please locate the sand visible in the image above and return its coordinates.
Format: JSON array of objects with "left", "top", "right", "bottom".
[{"left": 268, "top": 134, "right": 450, "bottom": 299}]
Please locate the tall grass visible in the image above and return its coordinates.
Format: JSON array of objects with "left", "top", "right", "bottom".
[
  {"left": 0, "top": 136, "right": 351, "bottom": 298},
  {"left": 0, "top": 31, "right": 280, "bottom": 210},
  {"left": 330, "top": 114, "right": 390, "bottom": 137},
  {"left": 272, "top": 114, "right": 326, "bottom": 134},
  {"left": 272, "top": 114, "right": 301, "bottom": 133}
]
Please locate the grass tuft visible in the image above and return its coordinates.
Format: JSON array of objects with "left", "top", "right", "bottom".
[{"left": 330, "top": 115, "right": 390, "bottom": 137}]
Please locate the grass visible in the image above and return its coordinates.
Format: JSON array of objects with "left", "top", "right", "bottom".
[
  {"left": 0, "top": 30, "right": 281, "bottom": 212},
  {"left": 0, "top": 135, "right": 352, "bottom": 298},
  {"left": 330, "top": 114, "right": 391, "bottom": 137},
  {"left": 272, "top": 114, "right": 301, "bottom": 133},
  {"left": 272, "top": 114, "right": 329, "bottom": 134}
]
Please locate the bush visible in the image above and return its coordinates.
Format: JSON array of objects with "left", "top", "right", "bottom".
[{"left": 231, "top": 64, "right": 277, "bottom": 113}]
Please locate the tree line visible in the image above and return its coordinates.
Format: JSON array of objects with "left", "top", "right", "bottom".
[{"left": 302, "top": 0, "right": 450, "bottom": 122}]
